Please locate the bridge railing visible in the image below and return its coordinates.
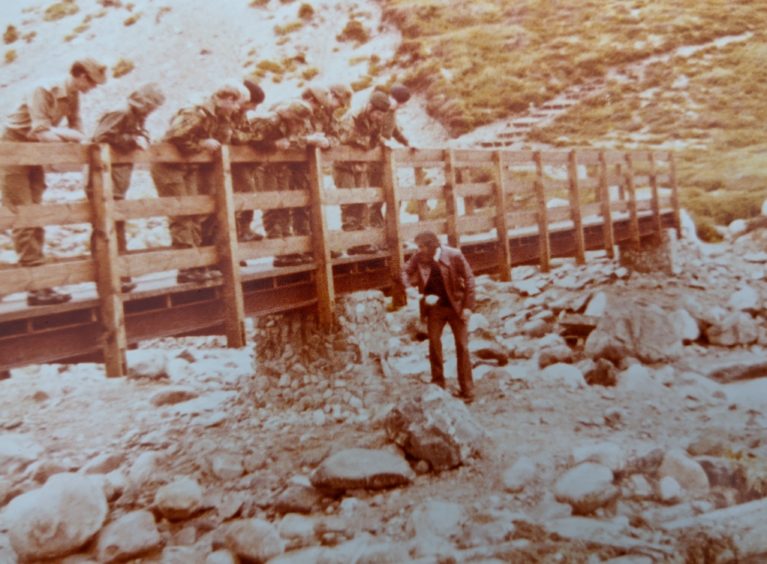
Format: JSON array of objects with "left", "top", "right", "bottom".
[{"left": 0, "top": 143, "right": 680, "bottom": 375}]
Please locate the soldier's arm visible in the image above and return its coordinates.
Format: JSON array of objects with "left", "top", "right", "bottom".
[
  {"left": 165, "top": 108, "right": 207, "bottom": 153},
  {"left": 28, "top": 87, "right": 80, "bottom": 141},
  {"left": 392, "top": 123, "right": 410, "bottom": 147},
  {"left": 92, "top": 112, "right": 139, "bottom": 151}
]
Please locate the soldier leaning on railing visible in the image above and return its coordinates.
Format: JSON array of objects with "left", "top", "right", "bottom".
[
  {"left": 149, "top": 81, "right": 247, "bottom": 285},
  {"left": 85, "top": 83, "right": 166, "bottom": 293},
  {"left": 0, "top": 57, "right": 106, "bottom": 306}
]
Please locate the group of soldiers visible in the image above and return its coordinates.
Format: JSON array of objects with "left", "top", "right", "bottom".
[{"left": 1, "top": 57, "right": 412, "bottom": 306}]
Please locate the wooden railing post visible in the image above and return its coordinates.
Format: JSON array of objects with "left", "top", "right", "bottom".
[
  {"left": 307, "top": 146, "right": 335, "bottom": 327},
  {"left": 492, "top": 150, "right": 512, "bottom": 281},
  {"left": 444, "top": 149, "right": 460, "bottom": 248},
  {"left": 567, "top": 149, "right": 586, "bottom": 265},
  {"left": 90, "top": 144, "right": 127, "bottom": 377},
  {"left": 533, "top": 151, "right": 551, "bottom": 272},
  {"left": 414, "top": 166, "right": 428, "bottom": 221},
  {"left": 648, "top": 151, "right": 663, "bottom": 239},
  {"left": 669, "top": 151, "right": 682, "bottom": 238},
  {"left": 213, "top": 145, "right": 246, "bottom": 347},
  {"left": 382, "top": 147, "right": 406, "bottom": 307},
  {"left": 598, "top": 150, "right": 615, "bottom": 258},
  {"left": 624, "top": 152, "right": 641, "bottom": 250}
]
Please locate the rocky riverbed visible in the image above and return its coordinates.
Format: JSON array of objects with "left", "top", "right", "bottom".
[{"left": 1, "top": 227, "right": 767, "bottom": 563}]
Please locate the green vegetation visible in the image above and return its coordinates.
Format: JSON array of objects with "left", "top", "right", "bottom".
[
  {"left": 4, "top": 26, "right": 18, "bottom": 44},
  {"left": 301, "top": 67, "right": 319, "bottom": 80},
  {"left": 112, "top": 58, "right": 134, "bottom": 78},
  {"left": 381, "top": 0, "right": 767, "bottom": 228},
  {"left": 250, "top": 0, "right": 269, "bottom": 7},
  {"left": 5, "top": 49, "right": 17, "bottom": 64},
  {"left": 274, "top": 21, "right": 302, "bottom": 35},
  {"left": 44, "top": 0, "right": 79, "bottom": 21}
]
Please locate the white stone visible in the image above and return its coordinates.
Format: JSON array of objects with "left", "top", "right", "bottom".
[
  {"left": 310, "top": 448, "right": 414, "bottom": 491},
  {"left": 658, "top": 476, "right": 682, "bottom": 503},
  {"left": 407, "top": 499, "right": 466, "bottom": 540},
  {"left": 3, "top": 473, "right": 107, "bottom": 561},
  {"left": 625, "top": 474, "right": 654, "bottom": 499},
  {"left": 728, "top": 219, "right": 747, "bottom": 236},
  {"left": 205, "top": 549, "right": 237, "bottom": 564},
  {"left": 584, "top": 292, "right": 608, "bottom": 317},
  {"left": 502, "top": 457, "right": 537, "bottom": 493},
  {"left": 539, "top": 363, "right": 586, "bottom": 390},
  {"left": 0, "top": 533, "right": 17, "bottom": 564},
  {"left": 154, "top": 477, "right": 204, "bottom": 520},
  {"left": 616, "top": 364, "right": 659, "bottom": 394},
  {"left": 728, "top": 285, "right": 760, "bottom": 311},
  {"left": 0, "top": 433, "right": 43, "bottom": 476},
  {"left": 658, "top": 449, "right": 709, "bottom": 496},
  {"left": 209, "top": 454, "right": 244, "bottom": 481},
  {"left": 96, "top": 510, "right": 162, "bottom": 563},
  {"left": 126, "top": 349, "right": 168, "bottom": 380},
  {"left": 128, "top": 451, "right": 161, "bottom": 488},
  {"left": 468, "top": 313, "right": 489, "bottom": 332},
  {"left": 570, "top": 442, "right": 626, "bottom": 472},
  {"left": 672, "top": 308, "right": 700, "bottom": 343},
  {"left": 221, "top": 518, "right": 284, "bottom": 562},
  {"left": 554, "top": 463, "right": 618, "bottom": 514},
  {"left": 278, "top": 514, "right": 315, "bottom": 547}
]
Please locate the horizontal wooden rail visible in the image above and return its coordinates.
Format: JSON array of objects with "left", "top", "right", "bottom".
[{"left": 0, "top": 144, "right": 679, "bottom": 376}]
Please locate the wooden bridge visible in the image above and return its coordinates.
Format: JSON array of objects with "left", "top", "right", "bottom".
[{"left": 0, "top": 142, "right": 680, "bottom": 376}]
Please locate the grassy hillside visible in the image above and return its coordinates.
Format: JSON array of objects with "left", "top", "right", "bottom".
[{"left": 379, "top": 0, "right": 767, "bottom": 238}]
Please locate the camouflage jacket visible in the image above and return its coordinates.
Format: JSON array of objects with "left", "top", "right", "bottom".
[
  {"left": 231, "top": 111, "right": 277, "bottom": 151},
  {"left": 340, "top": 106, "right": 385, "bottom": 151},
  {"left": 161, "top": 100, "right": 233, "bottom": 153},
  {"left": 91, "top": 107, "right": 149, "bottom": 153}
]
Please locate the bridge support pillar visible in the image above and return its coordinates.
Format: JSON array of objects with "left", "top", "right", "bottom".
[
  {"left": 253, "top": 290, "right": 389, "bottom": 378},
  {"left": 618, "top": 228, "right": 680, "bottom": 275}
]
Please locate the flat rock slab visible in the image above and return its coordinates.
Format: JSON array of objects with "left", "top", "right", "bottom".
[
  {"left": 96, "top": 510, "right": 162, "bottom": 563},
  {"left": 310, "top": 448, "right": 414, "bottom": 491}
]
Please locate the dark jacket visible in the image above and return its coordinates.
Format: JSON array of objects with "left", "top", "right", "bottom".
[{"left": 403, "top": 245, "right": 476, "bottom": 316}]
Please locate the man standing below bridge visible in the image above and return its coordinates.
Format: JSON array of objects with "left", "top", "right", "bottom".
[
  {"left": 1, "top": 57, "right": 107, "bottom": 305},
  {"left": 403, "top": 231, "right": 476, "bottom": 403}
]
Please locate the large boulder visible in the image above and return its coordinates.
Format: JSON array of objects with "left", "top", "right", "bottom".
[
  {"left": 3, "top": 473, "right": 107, "bottom": 561},
  {"left": 220, "top": 518, "right": 284, "bottom": 562},
  {"left": 554, "top": 463, "right": 618, "bottom": 514},
  {"left": 0, "top": 433, "right": 42, "bottom": 477},
  {"left": 310, "top": 448, "right": 414, "bottom": 492},
  {"left": 384, "top": 387, "right": 488, "bottom": 471},
  {"left": 96, "top": 510, "right": 162, "bottom": 563},
  {"left": 584, "top": 298, "right": 684, "bottom": 364},
  {"left": 154, "top": 477, "right": 204, "bottom": 520}
]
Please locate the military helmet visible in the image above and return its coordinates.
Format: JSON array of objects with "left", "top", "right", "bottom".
[
  {"left": 329, "top": 83, "right": 353, "bottom": 106},
  {"left": 214, "top": 79, "right": 249, "bottom": 102},
  {"left": 276, "top": 100, "right": 313, "bottom": 121},
  {"left": 390, "top": 84, "right": 411, "bottom": 104},
  {"left": 128, "top": 83, "right": 165, "bottom": 111}
]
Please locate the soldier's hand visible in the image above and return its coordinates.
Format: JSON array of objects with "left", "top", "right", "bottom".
[
  {"left": 305, "top": 133, "right": 330, "bottom": 149},
  {"left": 134, "top": 136, "right": 150, "bottom": 151},
  {"left": 381, "top": 138, "right": 398, "bottom": 149},
  {"left": 200, "top": 138, "right": 221, "bottom": 152},
  {"left": 52, "top": 127, "right": 85, "bottom": 142},
  {"left": 275, "top": 139, "right": 291, "bottom": 151}
]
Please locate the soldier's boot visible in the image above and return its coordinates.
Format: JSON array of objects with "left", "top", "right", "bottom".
[{"left": 27, "top": 287, "right": 72, "bottom": 306}]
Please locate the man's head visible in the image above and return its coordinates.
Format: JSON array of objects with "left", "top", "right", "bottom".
[
  {"left": 415, "top": 231, "right": 440, "bottom": 260},
  {"left": 329, "top": 83, "right": 353, "bottom": 110},
  {"left": 367, "top": 90, "right": 391, "bottom": 125},
  {"left": 243, "top": 80, "right": 265, "bottom": 111},
  {"left": 301, "top": 86, "right": 332, "bottom": 110},
  {"left": 213, "top": 80, "right": 247, "bottom": 116},
  {"left": 128, "top": 83, "right": 165, "bottom": 115},
  {"left": 70, "top": 57, "right": 107, "bottom": 93}
]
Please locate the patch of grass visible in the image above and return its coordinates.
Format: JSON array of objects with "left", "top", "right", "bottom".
[
  {"left": 301, "top": 67, "right": 319, "bottom": 80},
  {"left": 44, "top": 0, "right": 79, "bottom": 22},
  {"left": 351, "top": 75, "right": 373, "bottom": 92},
  {"left": 73, "top": 22, "right": 89, "bottom": 34},
  {"left": 123, "top": 13, "right": 141, "bottom": 26},
  {"left": 22, "top": 31, "right": 36, "bottom": 43},
  {"left": 5, "top": 49, "right": 17, "bottom": 64},
  {"left": 274, "top": 21, "right": 302, "bottom": 35},
  {"left": 257, "top": 59, "right": 283, "bottom": 74},
  {"left": 112, "top": 58, "right": 134, "bottom": 78},
  {"left": 250, "top": 0, "right": 269, "bottom": 6},
  {"left": 337, "top": 19, "right": 370, "bottom": 43},
  {"left": 4, "top": 26, "right": 18, "bottom": 45},
  {"left": 298, "top": 3, "right": 314, "bottom": 20}
]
